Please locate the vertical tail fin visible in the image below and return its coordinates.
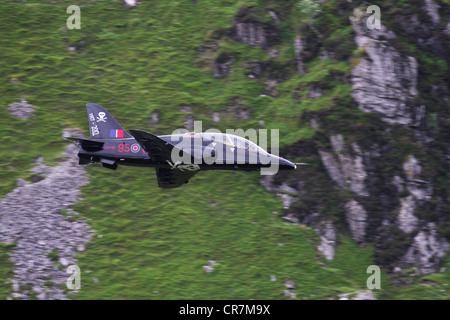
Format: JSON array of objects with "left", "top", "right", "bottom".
[{"left": 86, "top": 103, "right": 132, "bottom": 139}]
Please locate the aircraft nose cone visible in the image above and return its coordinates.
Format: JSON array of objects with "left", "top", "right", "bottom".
[{"left": 279, "top": 157, "right": 297, "bottom": 170}]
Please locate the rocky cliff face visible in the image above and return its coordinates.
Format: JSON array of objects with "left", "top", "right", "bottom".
[
  {"left": 319, "top": 134, "right": 368, "bottom": 197},
  {"left": 346, "top": 5, "right": 449, "bottom": 274},
  {"left": 231, "top": 6, "right": 280, "bottom": 49},
  {"left": 0, "top": 131, "right": 92, "bottom": 299},
  {"left": 257, "top": 1, "right": 450, "bottom": 276},
  {"left": 350, "top": 8, "right": 419, "bottom": 125},
  {"left": 401, "top": 223, "right": 448, "bottom": 275}
]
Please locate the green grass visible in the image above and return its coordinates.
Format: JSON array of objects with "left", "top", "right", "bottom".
[
  {"left": 71, "top": 166, "right": 375, "bottom": 299},
  {"left": 0, "top": 243, "right": 15, "bottom": 299},
  {"left": 378, "top": 254, "right": 450, "bottom": 300}
]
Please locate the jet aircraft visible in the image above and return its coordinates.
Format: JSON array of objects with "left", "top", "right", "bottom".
[{"left": 66, "top": 104, "right": 300, "bottom": 188}]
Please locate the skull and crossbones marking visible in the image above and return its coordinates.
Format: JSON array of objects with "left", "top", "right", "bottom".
[{"left": 97, "top": 112, "right": 107, "bottom": 123}]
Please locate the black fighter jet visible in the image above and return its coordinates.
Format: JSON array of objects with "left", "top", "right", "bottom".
[{"left": 66, "top": 104, "right": 299, "bottom": 188}]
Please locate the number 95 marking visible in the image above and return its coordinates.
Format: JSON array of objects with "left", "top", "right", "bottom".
[
  {"left": 118, "top": 144, "right": 130, "bottom": 152},
  {"left": 117, "top": 143, "right": 145, "bottom": 153}
]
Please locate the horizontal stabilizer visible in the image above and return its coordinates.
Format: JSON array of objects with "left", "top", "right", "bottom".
[{"left": 65, "top": 137, "right": 104, "bottom": 152}]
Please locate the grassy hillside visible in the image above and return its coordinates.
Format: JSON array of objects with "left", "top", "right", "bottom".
[
  {"left": 1, "top": 0, "right": 450, "bottom": 300},
  {"left": 71, "top": 166, "right": 375, "bottom": 299}
]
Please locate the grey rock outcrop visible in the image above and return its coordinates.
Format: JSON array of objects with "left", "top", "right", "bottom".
[
  {"left": 396, "top": 155, "right": 447, "bottom": 274},
  {"left": 397, "top": 196, "right": 418, "bottom": 234},
  {"left": 258, "top": 3, "right": 449, "bottom": 278},
  {"left": 394, "top": 1, "right": 447, "bottom": 55},
  {"left": 235, "top": 22, "right": 266, "bottom": 48},
  {"left": 424, "top": 0, "right": 440, "bottom": 25},
  {"left": 403, "top": 155, "right": 421, "bottom": 180},
  {"left": 232, "top": 7, "right": 279, "bottom": 49},
  {"left": 260, "top": 175, "right": 299, "bottom": 213},
  {"left": 395, "top": 155, "right": 434, "bottom": 235},
  {"left": 0, "top": 141, "right": 92, "bottom": 299},
  {"left": 445, "top": 22, "right": 450, "bottom": 37},
  {"left": 62, "top": 128, "right": 85, "bottom": 140},
  {"left": 148, "top": 111, "right": 159, "bottom": 126},
  {"left": 294, "top": 36, "right": 306, "bottom": 75},
  {"left": 317, "top": 220, "right": 337, "bottom": 261},
  {"left": 401, "top": 223, "right": 448, "bottom": 275},
  {"left": 403, "top": 155, "right": 432, "bottom": 201},
  {"left": 345, "top": 199, "right": 367, "bottom": 245},
  {"left": 180, "top": 106, "right": 194, "bottom": 131},
  {"left": 211, "top": 98, "right": 250, "bottom": 123},
  {"left": 260, "top": 174, "right": 275, "bottom": 193},
  {"left": 213, "top": 53, "right": 234, "bottom": 79},
  {"left": 8, "top": 100, "right": 35, "bottom": 120},
  {"left": 245, "top": 62, "right": 263, "bottom": 79},
  {"left": 212, "top": 112, "right": 220, "bottom": 123},
  {"left": 264, "top": 79, "right": 279, "bottom": 97},
  {"left": 319, "top": 134, "right": 368, "bottom": 196},
  {"left": 308, "top": 85, "right": 322, "bottom": 98},
  {"left": 350, "top": 8, "right": 418, "bottom": 125},
  {"left": 268, "top": 11, "right": 280, "bottom": 27},
  {"left": 278, "top": 193, "right": 293, "bottom": 211}
]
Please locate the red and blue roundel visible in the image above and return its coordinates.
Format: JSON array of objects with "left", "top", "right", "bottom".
[{"left": 130, "top": 143, "right": 141, "bottom": 153}]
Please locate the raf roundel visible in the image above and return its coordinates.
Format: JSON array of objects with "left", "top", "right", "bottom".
[{"left": 131, "top": 143, "right": 141, "bottom": 153}]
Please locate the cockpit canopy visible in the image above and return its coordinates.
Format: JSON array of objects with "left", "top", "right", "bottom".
[
  {"left": 165, "top": 132, "right": 268, "bottom": 154},
  {"left": 200, "top": 132, "right": 268, "bottom": 154}
]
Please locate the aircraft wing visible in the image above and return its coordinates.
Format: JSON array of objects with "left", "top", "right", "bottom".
[
  {"left": 155, "top": 167, "right": 198, "bottom": 188},
  {"left": 128, "top": 129, "right": 178, "bottom": 162}
]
